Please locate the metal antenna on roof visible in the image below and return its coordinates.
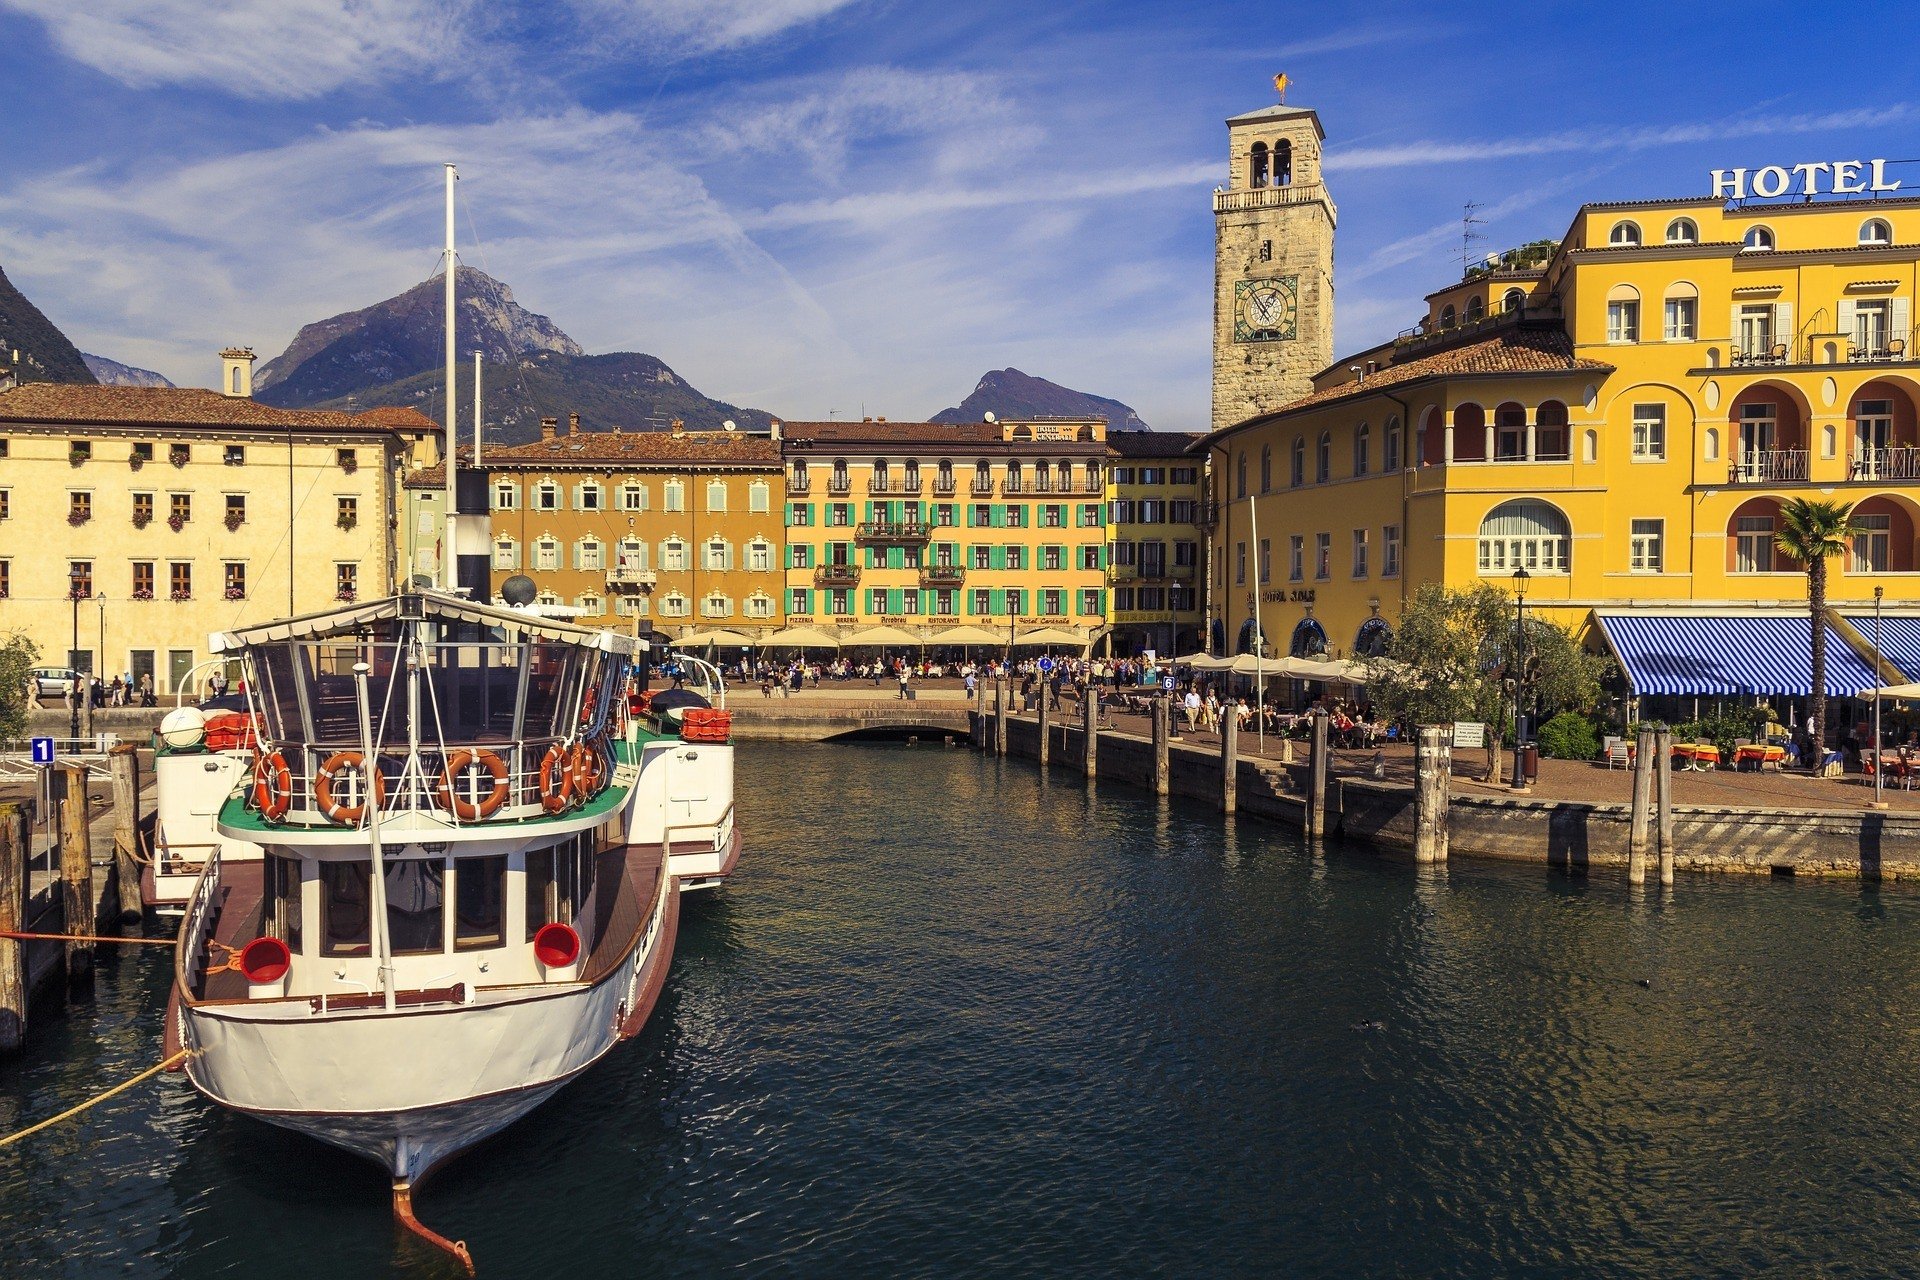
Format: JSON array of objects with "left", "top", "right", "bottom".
[{"left": 1461, "top": 202, "right": 1486, "bottom": 276}]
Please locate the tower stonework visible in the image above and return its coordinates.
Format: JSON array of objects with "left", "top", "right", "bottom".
[{"left": 1211, "top": 103, "right": 1336, "bottom": 431}]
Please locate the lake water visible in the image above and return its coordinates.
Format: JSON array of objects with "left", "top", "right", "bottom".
[{"left": 4, "top": 741, "right": 1920, "bottom": 1277}]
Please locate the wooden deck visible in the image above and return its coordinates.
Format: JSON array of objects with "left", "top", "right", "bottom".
[{"left": 198, "top": 863, "right": 266, "bottom": 1001}]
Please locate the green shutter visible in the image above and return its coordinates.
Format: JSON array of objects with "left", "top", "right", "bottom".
[
  {"left": 888, "top": 588, "right": 904, "bottom": 614},
  {"left": 989, "top": 546, "right": 1007, "bottom": 570}
]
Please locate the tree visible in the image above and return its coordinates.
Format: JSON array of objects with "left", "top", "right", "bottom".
[
  {"left": 0, "top": 631, "right": 38, "bottom": 742},
  {"left": 1365, "top": 582, "right": 1610, "bottom": 780},
  {"left": 1774, "top": 497, "right": 1861, "bottom": 771}
]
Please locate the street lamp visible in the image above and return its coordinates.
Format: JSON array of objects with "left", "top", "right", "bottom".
[
  {"left": 68, "top": 563, "right": 85, "bottom": 740},
  {"left": 1874, "top": 584, "right": 1886, "bottom": 808},
  {"left": 1510, "top": 566, "right": 1531, "bottom": 792}
]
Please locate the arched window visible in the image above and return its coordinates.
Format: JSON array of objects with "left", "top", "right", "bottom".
[
  {"left": 1606, "top": 283, "right": 1641, "bottom": 343},
  {"left": 1355, "top": 617, "right": 1393, "bottom": 658},
  {"left": 1354, "top": 422, "right": 1371, "bottom": 475},
  {"left": 1743, "top": 225, "right": 1775, "bottom": 252},
  {"left": 1440, "top": 304, "right": 1457, "bottom": 329},
  {"left": 1609, "top": 221, "right": 1642, "bottom": 247},
  {"left": 1502, "top": 288, "right": 1526, "bottom": 313},
  {"left": 1663, "top": 281, "right": 1700, "bottom": 341},
  {"left": 1477, "top": 500, "right": 1570, "bottom": 574},
  {"left": 1861, "top": 218, "right": 1893, "bottom": 247},
  {"left": 1384, "top": 416, "right": 1403, "bottom": 471},
  {"left": 1465, "top": 295, "right": 1485, "bottom": 322},
  {"left": 1290, "top": 437, "right": 1305, "bottom": 487},
  {"left": 1535, "top": 401, "right": 1569, "bottom": 460},
  {"left": 1666, "top": 217, "right": 1699, "bottom": 244},
  {"left": 1316, "top": 431, "right": 1332, "bottom": 482},
  {"left": 1275, "top": 138, "right": 1293, "bottom": 186},
  {"left": 1288, "top": 617, "right": 1329, "bottom": 658},
  {"left": 1249, "top": 141, "right": 1269, "bottom": 189},
  {"left": 1259, "top": 444, "right": 1272, "bottom": 492}
]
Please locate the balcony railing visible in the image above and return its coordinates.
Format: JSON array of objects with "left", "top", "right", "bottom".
[
  {"left": 970, "top": 477, "right": 995, "bottom": 495},
  {"left": 920, "top": 565, "right": 966, "bottom": 586},
  {"left": 899, "top": 473, "right": 922, "bottom": 494},
  {"left": 1106, "top": 564, "right": 1137, "bottom": 583},
  {"left": 932, "top": 475, "right": 957, "bottom": 495},
  {"left": 856, "top": 521, "right": 931, "bottom": 543},
  {"left": 607, "top": 567, "right": 657, "bottom": 588},
  {"left": 869, "top": 475, "right": 892, "bottom": 493},
  {"left": 827, "top": 474, "right": 852, "bottom": 495},
  {"left": 1212, "top": 182, "right": 1328, "bottom": 214},
  {"left": 1003, "top": 477, "right": 1026, "bottom": 494},
  {"left": 1853, "top": 446, "right": 1920, "bottom": 482},
  {"left": 815, "top": 563, "right": 861, "bottom": 585},
  {"left": 1730, "top": 449, "right": 1810, "bottom": 484},
  {"left": 787, "top": 474, "right": 811, "bottom": 494}
]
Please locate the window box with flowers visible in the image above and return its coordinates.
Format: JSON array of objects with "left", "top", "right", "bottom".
[
  {"left": 69, "top": 450, "right": 88, "bottom": 467},
  {"left": 169, "top": 445, "right": 190, "bottom": 468},
  {"left": 167, "top": 513, "right": 186, "bottom": 532},
  {"left": 337, "top": 513, "right": 358, "bottom": 531},
  {"left": 338, "top": 450, "right": 358, "bottom": 474},
  {"left": 336, "top": 588, "right": 357, "bottom": 603},
  {"left": 128, "top": 454, "right": 145, "bottom": 471},
  {"left": 223, "top": 512, "right": 246, "bottom": 531},
  {"left": 132, "top": 512, "right": 151, "bottom": 529},
  {"left": 224, "top": 586, "right": 245, "bottom": 601},
  {"left": 169, "top": 588, "right": 192, "bottom": 602},
  {"left": 131, "top": 588, "right": 154, "bottom": 601},
  {"left": 66, "top": 511, "right": 90, "bottom": 527},
  {"left": 68, "top": 587, "right": 90, "bottom": 601}
]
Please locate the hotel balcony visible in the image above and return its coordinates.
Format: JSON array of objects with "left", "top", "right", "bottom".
[
  {"left": 827, "top": 474, "right": 852, "bottom": 495},
  {"left": 856, "top": 520, "right": 931, "bottom": 544},
  {"left": 932, "top": 475, "right": 958, "bottom": 495},
  {"left": 815, "top": 563, "right": 861, "bottom": 585},
  {"left": 1106, "top": 564, "right": 1138, "bottom": 583},
  {"left": 1003, "top": 477, "right": 1027, "bottom": 495},
  {"left": 970, "top": 477, "right": 995, "bottom": 495},
  {"left": 1730, "top": 450, "right": 1810, "bottom": 484},
  {"left": 607, "top": 567, "right": 658, "bottom": 589},
  {"left": 787, "top": 473, "right": 811, "bottom": 495},
  {"left": 1853, "top": 447, "right": 1920, "bottom": 482},
  {"left": 920, "top": 564, "right": 966, "bottom": 587}
]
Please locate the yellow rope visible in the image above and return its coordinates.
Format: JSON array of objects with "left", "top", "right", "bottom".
[{"left": 0, "top": 1048, "right": 195, "bottom": 1149}]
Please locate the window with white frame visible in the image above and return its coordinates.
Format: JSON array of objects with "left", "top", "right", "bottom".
[
  {"left": 1258, "top": 538, "right": 1271, "bottom": 583},
  {"left": 1288, "top": 535, "right": 1304, "bottom": 581},
  {"left": 1314, "top": 532, "right": 1331, "bottom": 580},
  {"left": 1384, "top": 417, "right": 1402, "bottom": 471},
  {"left": 1663, "top": 286, "right": 1698, "bottom": 340},
  {"left": 702, "top": 593, "right": 731, "bottom": 618},
  {"left": 1606, "top": 288, "right": 1640, "bottom": 343},
  {"left": 616, "top": 537, "right": 648, "bottom": 574},
  {"left": 617, "top": 481, "right": 646, "bottom": 511},
  {"left": 1860, "top": 218, "right": 1893, "bottom": 248},
  {"left": 1665, "top": 217, "right": 1698, "bottom": 244},
  {"left": 1742, "top": 225, "right": 1775, "bottom": 252},
  {"left": 577, "top": 538, "right": 604, "bottom": 571},
  {"left": 577, "top": 594, "right": 603, "bottom": 615},
  {"left": 662, "top": 538, "right": 687, "bottom": 571},
  {"left": 664, "top": 479, "right": 685, "bottom": 512},
  {"left": 1476, "top": 500, "right": 1570, "bottom": 574},
  {"left": 704, "top": 537, "right": 731, "bottom": 571},
  {"left": 534, "top": 537, "right": 560, "bottom": 571},
  {"left": 706, "top": 480, "right": 728, "bottom": 512},
  {"left": 1736, "top": 303, "right": 1775, "bottom": 359},
  {"left": 745, "top": 593, "right": 775, "bottom": 619},
  {"left": 1316, "top": 432, "right": 1332, "bottom": 482},
  {"left": 1630, "top": 519, "right": 1664, "bottom": 572},
  {"left": 1354, "top": 423, "right": 1371, "bottom": 476},
  {"left": 533, "top": 480, "right": 560, "bottom": 511},
  {"left": 1853, "top": 512, "right": 1892, "bottom": 572},
  {"left": 746, "top": 538, "right": 773, "bottom": 572},
  {"left": 1609, "top": 221, "right": 1641, "bottom": 247},
  {"left": 576, "top": 481, "right": 604, "bottom": 511},
  {"left": 1632, "top": 404, "right": 1666, "bottom": 459},
  {"left": 493, "top": 537, "right": 517, "bottom": 570},
  {"left": 660, "top": 593, "right": 690, "bottom": 617},
  {"left": 1383, "top": 525, "right": 1401, "bottom": 577},
  {"left": 492, "top": 480, "right": 518, "bottom": 510},
  {"left": 1351, "top": 529, "right": 1368, "bottom": 577},
  {"left": 614, "top": 595, "right": 651, "bottom": 617},
  {"left": 749, "top": 480, "right": 771, "bottom": 513},
  {"left": 1734, "top": 515, "right": 1775, "bottom": 572}
]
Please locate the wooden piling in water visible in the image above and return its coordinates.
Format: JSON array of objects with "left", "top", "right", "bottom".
[
  {"left": 1306, "top": 709, "right": 1330, "bottom": 840},
  {"left": 1151, "top": 695, "right": 1170, "bottom": 797},
  {"left": 1628, "top": 727, "right": 1653, "bottom": 881},
  {"left": 1036, "top": 684, "right": 1050, "bottom": 767},
  {"left": 1082, "top": 687, "right": 1098, "bottom": 779},
  {"left": 109, "top": 743, "right": 144, "bottom": 926},
  {"left": 993, "top": 679, "right": 1008, "bottom": 757},
  {"left": 0, "top": 801, "right": 28, "bottom": 1052},
  {"left": 60, "top": 763, "right": 94, "bottom": 988},
  {"left": 1220, "top": 711, "right": 1238, "bottom": 812},
  {"left": 1654, "top": 726, "right": 1675, "bottom": 886},
  {"left": 1414, "top": 725, "right": 1450, "bottom": 863}
]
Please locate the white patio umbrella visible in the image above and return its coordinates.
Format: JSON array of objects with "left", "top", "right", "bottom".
[{"left": 764, "top": 625, "right": 842, "bottom": 648}]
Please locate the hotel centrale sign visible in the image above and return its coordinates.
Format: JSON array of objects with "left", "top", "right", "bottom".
[{"left": 1711, "top": 160, "right": 1901, "bottom": 200}]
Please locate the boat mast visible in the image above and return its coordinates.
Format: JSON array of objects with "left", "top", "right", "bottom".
[
  {"left": 473, "top": 349, "right": 483, "bottom": 467},
  {"left": 353, "top": 662, "right": 397, "bottom": 1011},
  {"left": 441, "top": 161, "right": 458, "bottom": 592}
]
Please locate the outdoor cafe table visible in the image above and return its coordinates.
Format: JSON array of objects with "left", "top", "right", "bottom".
[
  {"left": 1671, "top": 743, "right": 1721, "bottom": 771},
  {"left": 1733, "top": 743, "right": 1788, "bottom": 771}
]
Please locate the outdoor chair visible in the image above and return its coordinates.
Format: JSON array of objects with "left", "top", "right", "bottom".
[
  {"left": 1889, "top": 338, "right": 1908, "bottom": 362},
  {"left": 1768, "top": 342, "right": 1789, "bottom": 364},
  {"left": 1605, "top": 738, "right": 1629, "bottom": 770}
]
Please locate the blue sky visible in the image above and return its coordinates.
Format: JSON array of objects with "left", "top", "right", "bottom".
[{"left": 0, "top": 0, "right": 1910, "bottom": 429}]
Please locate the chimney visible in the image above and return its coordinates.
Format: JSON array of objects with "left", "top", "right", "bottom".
[
  {"left": 540, "top": 416, "right": 558, "bottom": 440},
  {"left": 219, "top": 347, "right": 256, "bottom": 398},
  {"left": 568, "top": 411, "right": 580, "bottom": 435}
]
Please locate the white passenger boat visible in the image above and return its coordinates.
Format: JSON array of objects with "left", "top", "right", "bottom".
[{"left": 159, "top": 589, "right": 737, "bottom": 1270}]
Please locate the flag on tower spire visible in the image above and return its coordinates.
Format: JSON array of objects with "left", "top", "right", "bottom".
[{"left": 1273, "top": 72, "right": 1288, "bottom": 102}]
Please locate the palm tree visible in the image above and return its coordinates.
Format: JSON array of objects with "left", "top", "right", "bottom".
[{"left": 1774, "top": 498, "right": 1862, "bottom": 771}]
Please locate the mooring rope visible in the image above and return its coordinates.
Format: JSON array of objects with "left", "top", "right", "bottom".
[{"left": 0, "top": 1048, "right": 195, "bottom": 1149}]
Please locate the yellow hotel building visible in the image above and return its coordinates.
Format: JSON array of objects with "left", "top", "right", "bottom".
[
  {"left": 1104, "top": 430, "right": 1207, "bottom": 657},
  {"left": 779, "top": 419, "right": 1109, "bottom": 648},
  {"left": 1202, "top": 92, "right": 1920, "bottom": 712}
]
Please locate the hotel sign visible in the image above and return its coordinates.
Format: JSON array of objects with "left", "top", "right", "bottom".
[{"left": 1711, "top": 160, "right": 1900, "bottom": 200}]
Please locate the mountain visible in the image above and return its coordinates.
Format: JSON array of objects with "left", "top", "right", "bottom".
[
  {"left": 306, "top": 350, "right": 775, "bottom": 443},
  {"left": 0, "top": 264, "right": 96, "bottom": 385},
  {"left": 254, "top": 267, "right": 583, "bottom": 407},
  {"left": 83, "top": 353, "right": 173, "bottom": 387},
  {"left": 932, "top": 368, "right": 1146, "bottom": 429}
]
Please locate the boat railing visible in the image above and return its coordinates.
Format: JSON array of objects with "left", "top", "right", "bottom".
[
  {"left": 177, "top": 841, "right": 224, "bottom": 997},
  {"left": 663, "top": 802, "right": 734, "bottom": 863}
]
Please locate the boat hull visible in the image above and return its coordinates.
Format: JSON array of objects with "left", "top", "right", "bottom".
[{"left": 664, "top": 824, "right": 743, "bottom": 893}]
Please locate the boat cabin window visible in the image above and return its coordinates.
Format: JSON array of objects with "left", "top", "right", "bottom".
[
  {"left": 322, "top": 862, "right": 372, "bottom": 957},
  {"left": 454, "top": 855, "right": 507, "bottom": 951},
  {"left": 525, "top": 848, "right": 560, "bottom": 938},
  {"left": 525, "top": 835, "right": 598, "bottom": 938},
  {"left": 385, "top": 859, "right": 446, "bottom": 955},
  {"left": 267, "top": 855, "right": 303, "bottom": 952}
]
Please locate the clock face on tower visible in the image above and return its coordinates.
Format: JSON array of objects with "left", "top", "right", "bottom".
[{"left": 1234, "top": 275, "right": 1299, "bottom": 343}]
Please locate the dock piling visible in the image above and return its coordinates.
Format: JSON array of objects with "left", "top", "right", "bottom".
[
  {"left": 1151, "top": 695, "right": 1170, "bottom": 797},
  {"left": 59, "top": 763, "right": 94, "bottom": 989},
  {"left": 0, "top": 802, "right": 27, "bottom": 1052},
  {"left": 1414, "top": 725, "right": 1450, "bottom": 863},
  {"left": 1082, "top": 687, "right": 1098, "bottom": 779},
  {"left": 109, "top": 743, "right": 144, "bottom": 926},
  {"left": 1036, "top": 684, "right": 1050, "bottom": 767},
  {"left": 1628, "top": 727, "right": 1653, "bottom": 881},
  {"left": 1654, "top": 726, "right": 1675, "bottom": 885},
  {"left": 994, "top": 679, "right": 1008, "bottom": 758},
  {"left": 1306, "top": 709, "right": 1330, "bottom": 840},
  {"left": 1220, "top": 710, "right": 1238, "bottom": 812}
]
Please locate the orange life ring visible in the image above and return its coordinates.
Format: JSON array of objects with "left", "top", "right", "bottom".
[
  {"left": 538, "top": 744, "right": 574, "bottom": 814},
  {"left": 437, "top": 748, "right": 509, "bottom": 820},
  {"left": 251, "top": 750, "right": 292, "bottom": 821},
  {"left": 568, "top": 739, "right": 605, "bottom": 799},
  {"left": 314, "top": 751, "right": 386, "bottom": 825}
]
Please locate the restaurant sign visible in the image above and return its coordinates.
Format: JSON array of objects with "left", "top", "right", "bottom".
[{"left": 1711, "top": 160, "right": 1900, "bottom": 200}]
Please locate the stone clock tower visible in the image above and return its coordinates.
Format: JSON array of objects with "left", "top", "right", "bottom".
[{"left": 1211, "top": 99, "right": 1336, "bottom": 431}]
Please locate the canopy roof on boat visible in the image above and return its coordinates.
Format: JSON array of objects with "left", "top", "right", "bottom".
[{"left": 210, "top": 590, "right": 642, "bottom": 656}]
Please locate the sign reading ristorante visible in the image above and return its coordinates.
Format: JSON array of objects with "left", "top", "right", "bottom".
[{"left": 1711, "top": 159, "right": 1901, "bottom": 200}]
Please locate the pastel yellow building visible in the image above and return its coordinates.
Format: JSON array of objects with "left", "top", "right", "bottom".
[
  {"left": 1103, "top": 430, "right": 1206, "bottom": 656},
  {"left": 0, "top": 350, "right": 434, "bottom": 694},
  {"left": 779, "top": 419, "right": 1109, "bottom": 649},
  {"left": 1202, "top": 121, "right": 1920, "bottom": 720}
]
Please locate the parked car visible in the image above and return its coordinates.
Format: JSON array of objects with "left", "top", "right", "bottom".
[{"left": 30, "top": 666, "right": 81, "bottom": 698}]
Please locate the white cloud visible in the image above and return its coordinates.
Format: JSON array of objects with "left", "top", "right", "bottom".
[
  {"left": 561, "top": 0, "right": 864, "bottom": 55},
  {"left": 0, "top": 0, "right": 483, "bottom": 99}
]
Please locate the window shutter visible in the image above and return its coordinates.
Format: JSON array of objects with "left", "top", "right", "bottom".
[
  {"left": 724, "top": 545, "right": 735, "bottom": 571},
  {"left": 1774, "top": 303, "right": 1793, "bottom": 350},
  {"left": 888, "top": 588, "right": 903, "bottom": 614},
  {"left": 1838, "top": 299, "right": 1857, "bottom": 339},
  {"left": 1893, "top": 297, "right": 1911, "bottom": 340},
  {"left": 990, "top": 546, "right": 1007, "bottom": 570},
  {"left": 784, "top": 503, "right": 793, "bottom": 524},
  {"left": 1729, "top": 304, "right": 1743, "bottom": 348}
]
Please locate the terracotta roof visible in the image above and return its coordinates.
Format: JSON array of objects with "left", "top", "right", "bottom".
[
  {"left": 1106, "top": 429, "right": 1205, "bottom": 457},
  {"left": 1204, "top": 326, "right": 1612, "bottom": 446},
  {"left": 406, "top": 429, "right": 780, "bottom": 485},
  {"left": 352, "top": 405, "right": 440, "bottom": 429},
  {"left": 0, "top": 384, "right": 436, "bottom": 434},
  {"left": 780, "top": 420, "right": 1107, "bottom": 451},
  {"left": 1579, "top": 196, "right": 1721, "bottom": 212}
]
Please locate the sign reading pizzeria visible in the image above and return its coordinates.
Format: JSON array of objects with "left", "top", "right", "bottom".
[{"left": 1711, "top": 160, "right": 1901, "bottom": 200}]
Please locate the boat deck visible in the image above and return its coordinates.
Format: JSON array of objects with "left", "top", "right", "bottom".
[{"left": 197, "top": 863, "right": 268, "bottom": 1001}]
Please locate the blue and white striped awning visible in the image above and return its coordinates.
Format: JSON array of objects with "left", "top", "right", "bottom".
[
  {"left": 1595, "top": 613, "right": 1880, "bottom": 697},
  {"left": 1842, "top": 615, "right": 1920, "bottom": 681}
]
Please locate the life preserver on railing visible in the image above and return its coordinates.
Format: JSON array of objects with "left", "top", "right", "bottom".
[
  {"left": 251, "top": 750, "right": 293, "bottom": 821},
  {"left": 437, "top": 748, "right": 510, "bottom": 820},
  {"left": 314, "top": 751, "right": 386, "bottom": 825},
  {"left": 568, "top": 738, "right": 606, "bottom": 800},
  {"left": 538, "top": 744, "right": 574, "bottom": 814}
]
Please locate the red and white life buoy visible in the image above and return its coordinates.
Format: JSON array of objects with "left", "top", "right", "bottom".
[{"left": 314, "top": 751, "right": 386, "bottom": 825}]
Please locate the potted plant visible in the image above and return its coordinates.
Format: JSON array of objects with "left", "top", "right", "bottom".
[
  {"left": 337, "top": 513, "right": 358, "bottom": 530},
  {"left": 339, "top": 455, "right": 358, "bottom": 474},
  {"left": 167, "top": 513, "right": 186, "bottom": 532},
  {"left": 66, "top": 511, "right": 90, "bottom": 526},
  {"left": 224, "top": 586, "right": 245, "bottom": 601},
  {"left": 335, "top": 587, "right": 357, "bottom": 603},
  {"left": 131, "top": 588, "right": 154, "bottom": 601},
  {"left": 169, "top": 587, "right": 192, "bottom": 602},
  {"left": 132, "top": 511, "right": 151, "bottom": 529},
  {"left": 169, "top": 445, "right": 190, "bottom": 467},
  {"left": 128, "top": 454, "right": 145, "bottom": 471},
  {"left": 223, "top": 512, "right": 245, "bottom": 531},
  {"left": 68, "top": 447, "right": 88, "bottom": 466}
]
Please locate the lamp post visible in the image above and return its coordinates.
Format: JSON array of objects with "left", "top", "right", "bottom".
[
  {"left": 68, "top": 564, "right": 85, "bottom": 741},
  {"left": 1874, "top": 584, "right": 1886, "bottom": 808},
  {"left": 1510, "top": 566, "right": 1531, "bottom": 792}
]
